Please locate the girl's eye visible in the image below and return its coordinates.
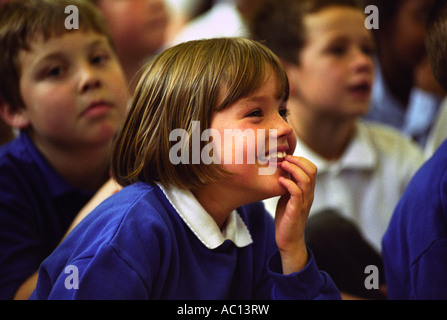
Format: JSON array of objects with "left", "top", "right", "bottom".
[{"left": 279, "top": 108, "right": 290, "bottom": 118}]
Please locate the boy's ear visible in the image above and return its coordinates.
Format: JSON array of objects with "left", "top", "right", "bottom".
[
  {"left": 0, "top": 99, "right": 30, "bottom": 129},
  {"left": 280, "top": 58, "right": 300, "bottom": 98}
]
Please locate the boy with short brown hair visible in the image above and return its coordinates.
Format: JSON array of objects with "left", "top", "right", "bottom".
[{"left": 0, "top": 0, "right": 129, "bottom": 299}]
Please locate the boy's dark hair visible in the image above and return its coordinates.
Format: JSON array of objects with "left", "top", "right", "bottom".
[
  {"left": 0, "top": 0, "right": 113, "bottom": 111},
  {"left": 426, "top": 0, "right": 447, "bottom": 91},
  {"left": 249, "top": 0, "right": 362, "bottom": 64}
]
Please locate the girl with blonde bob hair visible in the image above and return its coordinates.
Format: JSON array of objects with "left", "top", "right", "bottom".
[
  {"left": 113, "top": 36, "right": 288, "bottom": 190},
  {"left": 31, "top": 38, "right": 340, "bottom": 300}
]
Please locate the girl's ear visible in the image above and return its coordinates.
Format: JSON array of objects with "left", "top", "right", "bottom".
[{"left": 0, "top": 99, "right": 30, "bottom": 129}]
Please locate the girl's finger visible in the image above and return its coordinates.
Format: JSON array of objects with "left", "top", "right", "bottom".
[
  {"left": 284, "top": 156, "right": 317, "bottom": 181},
  {"left": 279, "top": 175, "right": 303, "bottom": 201},
  {"left": 280, "top": 158, "right": 316, "bottom": 192}
]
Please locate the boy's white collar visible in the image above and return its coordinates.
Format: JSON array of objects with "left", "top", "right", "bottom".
[{"left": 157, "top": 183, "right": 253, "bottom": 249}]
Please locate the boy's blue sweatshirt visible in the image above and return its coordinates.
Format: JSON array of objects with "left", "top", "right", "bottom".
[{"left": 0, "top": 133, "right": 93, "bottom": 300}]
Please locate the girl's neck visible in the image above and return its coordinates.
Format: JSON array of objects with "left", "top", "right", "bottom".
[{"left": 192, "top": 183, "right": 240, "bottom": 229}]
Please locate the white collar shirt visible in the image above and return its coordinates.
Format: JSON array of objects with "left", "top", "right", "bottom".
[{"left": 158, "top": 183, "right": 253, "bottom": 250}]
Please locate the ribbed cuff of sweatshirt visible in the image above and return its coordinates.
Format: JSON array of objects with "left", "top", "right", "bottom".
[{"left": 267, "top": 248, "right": 341, "bottom": 300}]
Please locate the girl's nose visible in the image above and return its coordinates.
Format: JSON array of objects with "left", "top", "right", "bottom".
[
  {"left": 271, "top": 114, "right": 294, "bottom": 140},
  {"left": 269, "top": 114, "right": 296, "bottom": 155}
]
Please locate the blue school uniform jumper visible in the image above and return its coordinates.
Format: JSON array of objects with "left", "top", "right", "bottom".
[
  {"left": 30, "top": 182, "right": 340, "bottom": 300},
  {"left": 0, "top": 132, "right": 94, "bottom": 300},
  {"left": 382, "top": 139, "right": 447, "bottom": 299}
]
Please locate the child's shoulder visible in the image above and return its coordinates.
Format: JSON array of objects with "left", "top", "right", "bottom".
[
  {"left": 0, "top": 134, "right": 42, "bottom": 185},
  {"left": 413, "top": 139, "right": 447, "bottom": 186},
  {"left": 61, "top": 183, "right": 176, "bottom": 255},
  {"left": 359, "top": 120, "right": 414, "bottom": 143},
  {"left": 0, "top": 134, "right": 25, "bottom": 161},
  {"left": 358, "top": 120, "right": 423, "bottom": 159},
  {"left": 86, "top": 182, "right": 171, "bottom": 229}
]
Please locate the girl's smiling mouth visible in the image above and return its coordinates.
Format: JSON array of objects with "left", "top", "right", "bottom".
[{"left": 258, "top": 145, "right": 290, "bottom": 166}]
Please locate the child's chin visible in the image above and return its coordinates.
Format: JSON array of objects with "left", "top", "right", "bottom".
[
  {"left": 263, "top": 183, "right": 288, "bottom": 199},
  {"left": 276, "top": 185, "right": 289, "bottom": 197},
  {"left": 262, "top": 172, "right": 290, "bottom": 196}
]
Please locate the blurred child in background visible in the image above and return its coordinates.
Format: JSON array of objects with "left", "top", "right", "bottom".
[
  {"left": 0, "top": 0, "right": 129, "bottom": 299},
  {"left": 251, "top": 0, "right": 424, "bottom": 299}
]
